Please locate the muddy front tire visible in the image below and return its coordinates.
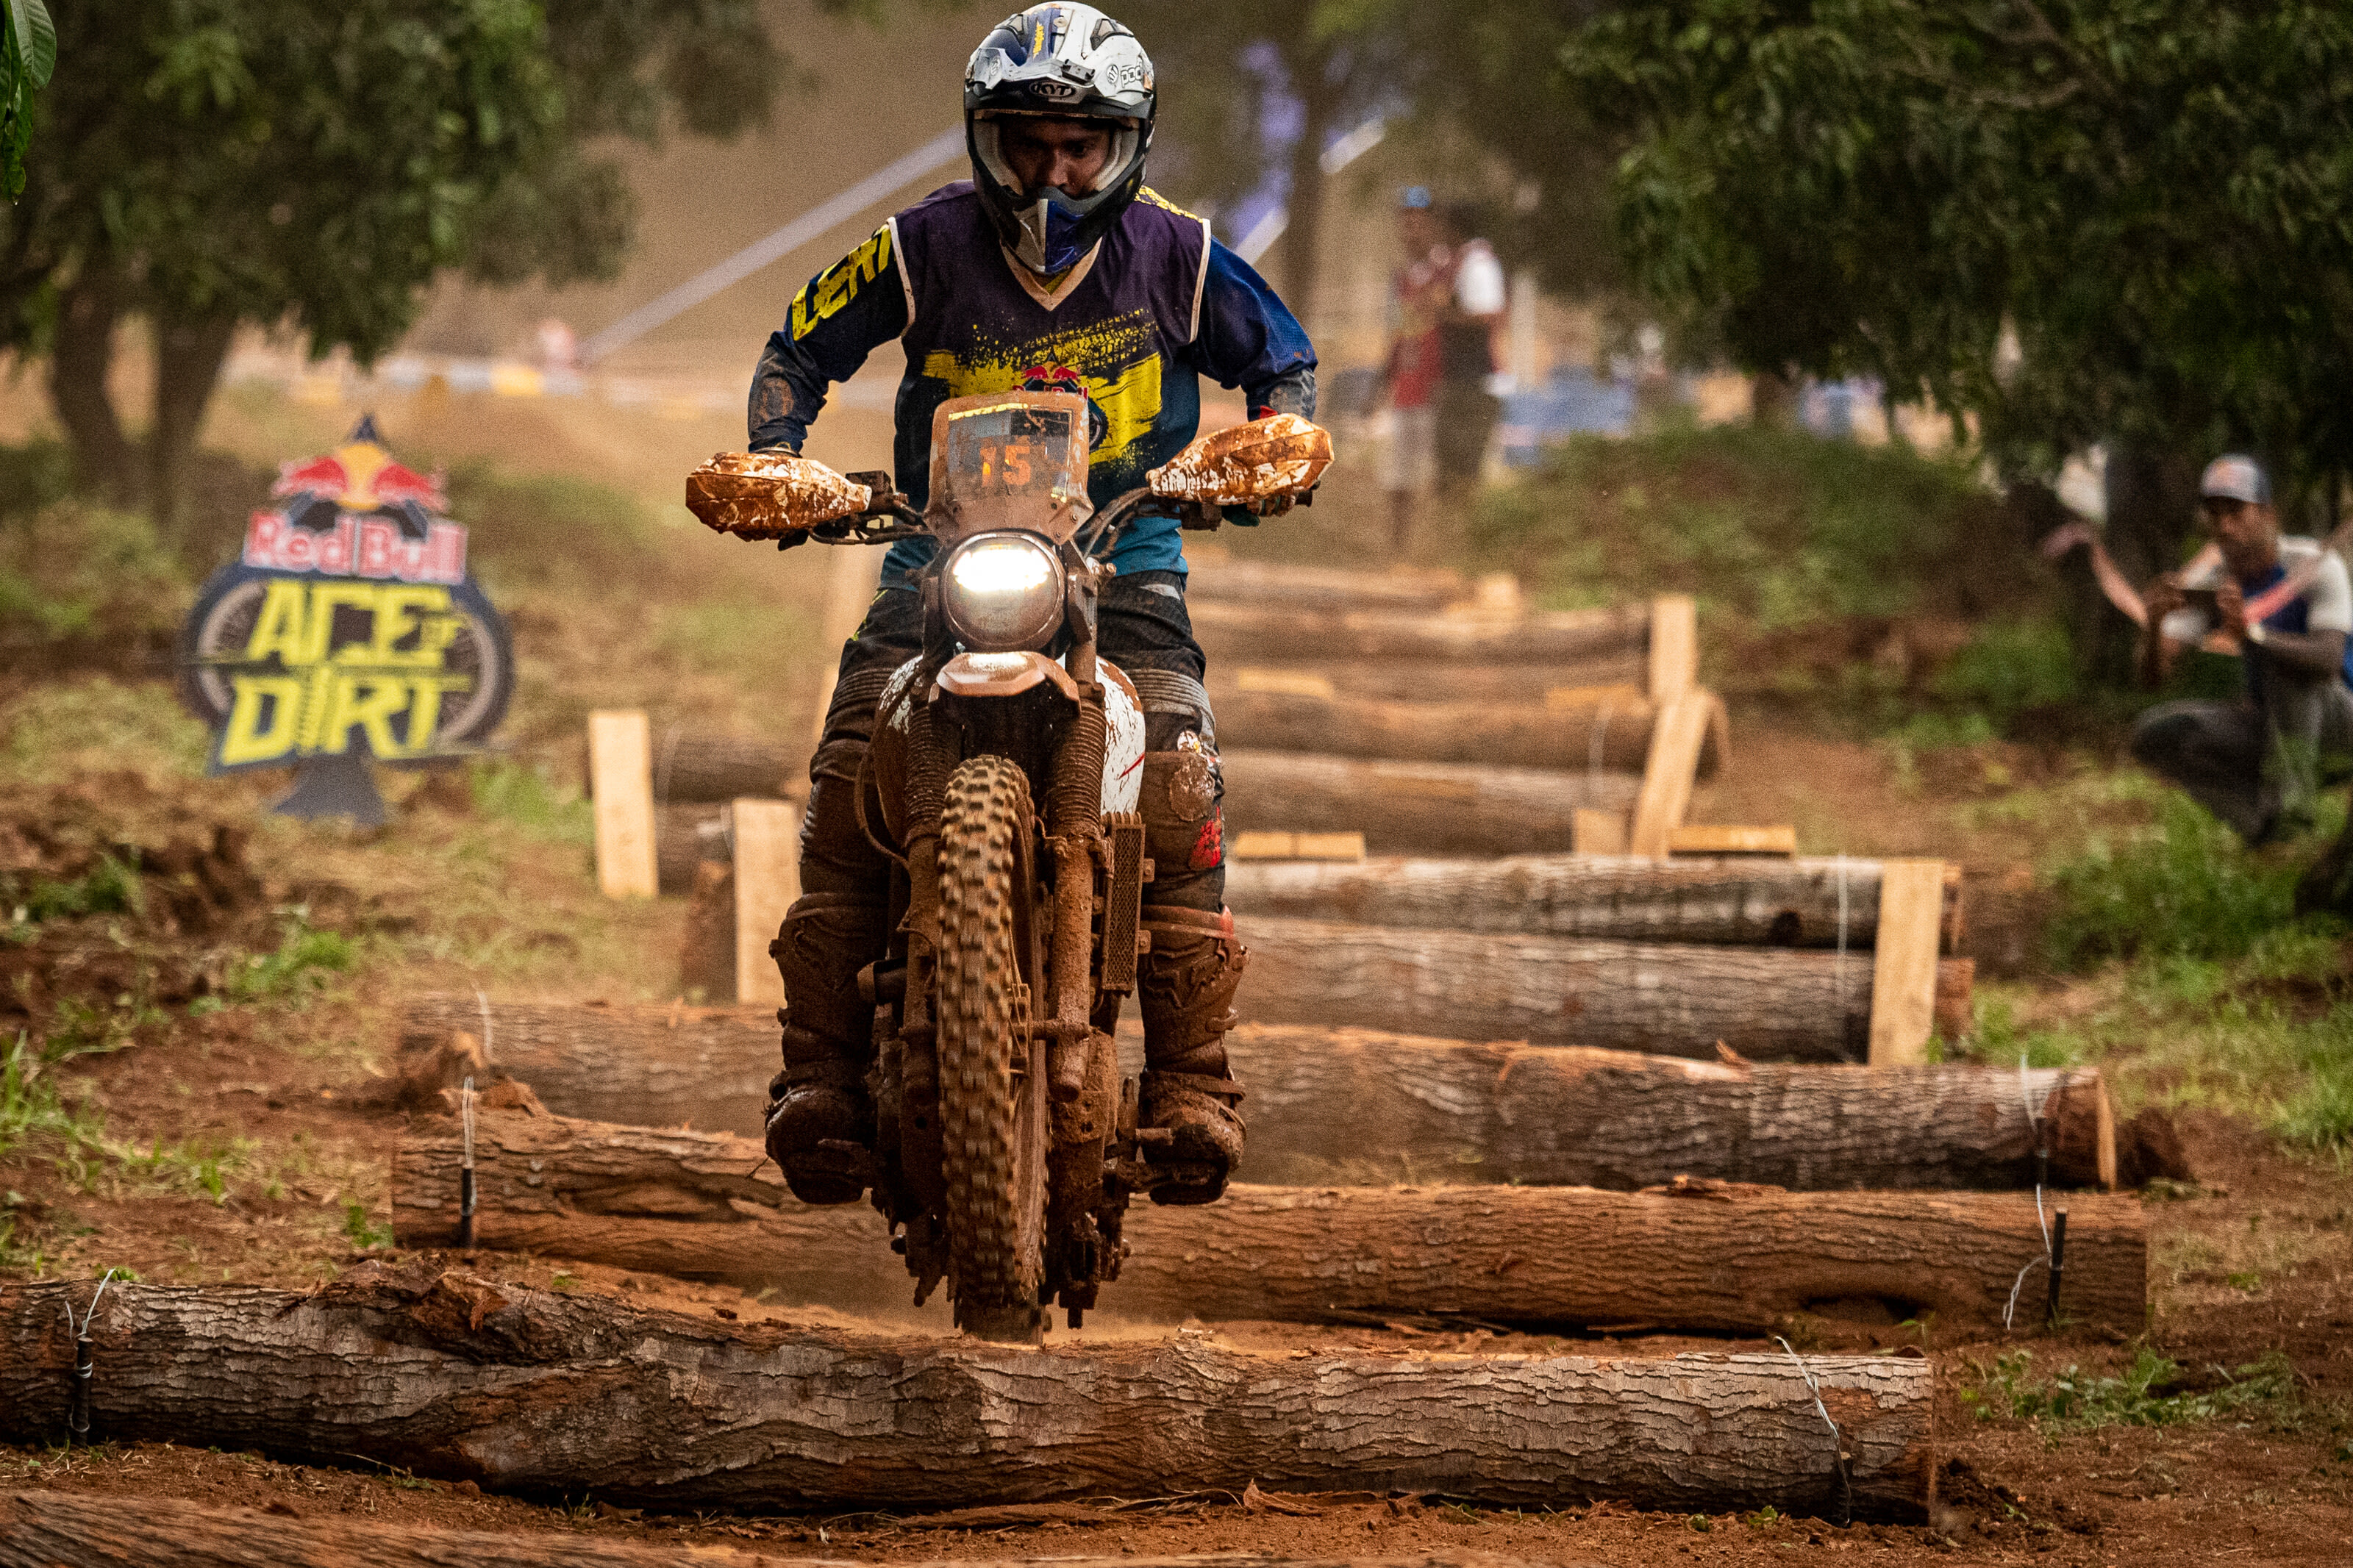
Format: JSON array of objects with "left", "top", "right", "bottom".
[{"left": 936, "top": 754, "right": 1048, "bottom": 1340}]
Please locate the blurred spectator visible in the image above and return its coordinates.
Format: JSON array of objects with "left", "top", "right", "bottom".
[
  {"left": 1379, "top": 186, "right": 1444, "bottom": 550},
  {"left": 1434, "top": 201, "right": 1506, "bottom": 495},
  {"left": 2132, "top": 454, "right": 2353, "bottom": 845}
]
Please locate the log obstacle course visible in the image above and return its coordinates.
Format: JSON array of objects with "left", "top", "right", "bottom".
[
  {"left": 1, "top": 1272, "right": 1939, "bottom": 1517},
  {"left": 390, "top": 1111, "right": 2145, "bottom": 1334},
  {"left": 449, "top": 559, "right": 2115, "bottom": 1529},
  {"left": 398, "top": 996, "right": 2114, "bottom": 1189}
]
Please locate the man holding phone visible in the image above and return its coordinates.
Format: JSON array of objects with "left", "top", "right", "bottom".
[{"left": 2132, "top": 454, "right": 2353, "bottom": 844}]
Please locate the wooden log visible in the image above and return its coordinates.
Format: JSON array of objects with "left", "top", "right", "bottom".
[
  {"left": 1210, "top": 685, "right": 1724, "bottom": 778},
  {"left": 1240, "top": 916, "right": 1975, "bottom": 1062},
  {"left": 1223, "top": 656, "right": 1651, "bottom": 706},
  {"left": 394, "top": 1000, "right": 2114, "bottom": 1190},
  {"left": 652, "top": 733, "right": 804, "bottom": 805},
  {"left": 1219, "top": 750, "right": 1637, "bottom": 856},
  {"left": 388, "top": 1112, "right": 2146, "bottom": 1334},
  {"left": 1189, "top": 597, "right": 1648, "bottom": 665},
  {"left": 1182, "top": 559, "right": 1472, "bottom": 611},
  {"left": 401, "top": 995, "right": 778, "bottom": 1131},
  {"left": 0, "top": 1271, "right": 1938, "bottom": 1517},
  {"left": 1231, "top": 1025, "right": 2115, "bottom": 1191},
  {"left": 1223, "top": 853, "right": 1963, "bottom": 948},
  {"left": 0, "top": 1492, "right": 1563, "bottom": 1568}
]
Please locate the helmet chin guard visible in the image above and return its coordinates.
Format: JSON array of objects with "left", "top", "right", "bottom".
[{"left": 965, "top": 6, "right": 1156, "bottom": 276}]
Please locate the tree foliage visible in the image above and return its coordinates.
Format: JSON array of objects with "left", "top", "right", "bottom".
[
  {"left": 6, "top": 0, "right": 782, "bottom": 526},
  {"left": 0, "top": 0, "right": 54, "bottom": 198},
  {"left": 1563, "top": 1, "right": 2353, "bottom": 500}
]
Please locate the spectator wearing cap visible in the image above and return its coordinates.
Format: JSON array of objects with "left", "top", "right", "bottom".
[{"left": 2132, "top": 454, "right": 2353, "bottom": 844}]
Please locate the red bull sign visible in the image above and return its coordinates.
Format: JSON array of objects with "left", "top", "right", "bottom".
[
  {"left": 179, "top": 417, "right": 512, "bottom": 822},
  {"left": 241, "top": 433, "right": 467, "bottom": 582}
]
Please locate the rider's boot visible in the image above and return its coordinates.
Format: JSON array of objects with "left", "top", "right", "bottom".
[
  {"left": 1136, "top": 903, "right": 1249, "bottom": 1206},
  {"left": 763, "top": 890, "right": 892, "bottom": 1205}
]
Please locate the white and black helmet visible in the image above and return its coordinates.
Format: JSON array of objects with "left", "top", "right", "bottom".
[{"left": 965, "top": 5, "right": 1156, "bottom": 276}]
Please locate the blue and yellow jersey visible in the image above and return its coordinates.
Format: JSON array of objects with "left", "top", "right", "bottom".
[{"left": 749, "top": 181, "right": 1316, "bottom": 586}]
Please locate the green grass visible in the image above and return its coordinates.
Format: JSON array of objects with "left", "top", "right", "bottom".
[
  {"left": 1469, "top": 420, "right": 2010, "bottom": 628},
  {"left": 468, "top": 759, "right": 594, "bottom": 845},
  {"left": 223, "top": 910, "right": 358, "bottom": 1006},
  {"left": 2044, "top": 792, "right": 2312, "bottom": 969},
  {"left": 0, "top": 499, "right": 194, "bottom": 659},
  {"left": 0, "top": 1034, "right": 105, "bottom": 1161},
  {"left": 2, "top": 852, "right": 142, "bottom": 931},
  {"left": 0, "top": 677, "right": 212, "bottom": 787},
  {"left": 1963, "top": 1346, "right": 2303, "bottom": 1433}
]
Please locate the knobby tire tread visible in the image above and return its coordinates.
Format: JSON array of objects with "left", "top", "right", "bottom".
[{"left": 937, "top": 755, "right": 1042, "bottom": 1312}]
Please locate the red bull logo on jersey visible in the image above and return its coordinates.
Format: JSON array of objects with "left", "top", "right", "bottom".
[{"left": 243, "top": 420, "right": 465, "bottom": 583}]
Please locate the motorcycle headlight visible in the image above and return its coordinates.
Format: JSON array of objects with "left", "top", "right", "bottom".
[{"left": 941, "top": 532, "right": 1065, "bottom": 651}]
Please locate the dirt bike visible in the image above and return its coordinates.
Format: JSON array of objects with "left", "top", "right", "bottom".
[{"left": 686, "top": 390, "right": 1331, "bottom": 1342}]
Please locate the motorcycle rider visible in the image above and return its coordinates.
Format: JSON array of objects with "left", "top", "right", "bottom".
[{"left": 746, "top": 4, "right": 1317, "bottom": 1211}]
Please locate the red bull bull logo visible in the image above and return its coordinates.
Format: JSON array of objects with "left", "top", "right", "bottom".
[{"left": 248, "top": 423, "right": 464, "bottom": 584}]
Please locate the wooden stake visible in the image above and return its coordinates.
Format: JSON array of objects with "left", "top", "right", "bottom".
[
  {"left": 1869, "top": 859, "right": 1949, "bottom": 1066},
  {"left": 810, "top": 542, "right": 882, "bottom": 745},
  {"left": 1627, "top": 688, "right": 1717, "bottom": 857},
  {"left": 1230, "top": 831, "right": 1366, "bottom": 862},
  {"left": 588, "top": 710, "right": 656, "bottom": 900},
  {"left": 1669, "top": 823, "right": 1797, "bottom": 856},
  {"left": 730, "top": 799, "right": 799, "bottom": 1007},
  {"left": 1648, "top": 593, "right": 1699, "bottom": 704}
]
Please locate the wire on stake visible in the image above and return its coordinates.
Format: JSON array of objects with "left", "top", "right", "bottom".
[
  {"left": 458, "top": 1075, "right": 478, "bottom": 1251},
  {"left": 59, "top": 1267, "right": 122, "bottom": 1445},
  {"left": 2003, "top": 1051, "right": 2061, "bottom": 1331},
  {"left": 1833, "top": 854, "right": 1850, "bottom": 1021},
  {"left": 1773, "top": 1333, "right": 1854, "bottom": 1525}
]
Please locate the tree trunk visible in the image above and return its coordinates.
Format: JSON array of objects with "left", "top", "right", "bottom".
[
  {"left": 1225, "top": 854, "right": 1960, "bottom": 948},
  {"left": 0, "top": 1270, "right": 1938, "bottom": 1517},
  {"left": 1271, "top": 57, "right": 1340, "bottom": 330},
  {"left": 2094, "top": 444, "right": 2204, "bottom": 689},
  {"left": 1184, "top": 558, "right": 1471, "bottom": 611},
  {"left": 1213, "top": 687, "right": 1725, "bottom": 777},
  {"left": 395, "top": 1000, "right": 2108, "bottom": 1190},
  {"left": 147, "top": 309, "right": 239, "bottom": 539},
  {"left": 387, "top": 1112, "right": 2146, "bottom": 1335},
  {"left": 1749, "top": 369, "right": 1799, "bottom": 429},
  {"left": 1239, "top": 916, "right": 1971, "bottom": 1061},
  {"left": 1221, "top": 749, "right": 1635, "bottom": 854},
  {"left": 1188, "top": 596, "right": 1648, "bottom": 666},
  {"left": 0, "top": 1492, "right": 1568, "bottom": 1568},
  {"left": 46, "top": 276, "right": 138, "bottom": 504}
]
